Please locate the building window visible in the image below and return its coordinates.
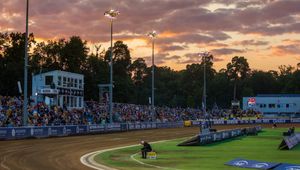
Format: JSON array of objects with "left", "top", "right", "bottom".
[
  {"left": 79, "top": 79, "right": 82, "bottom": 89},
  {"left": 74, "top": 97, "right": 77, "bottom": 107},
  {"left": 74, "top": 79, "right": 78, "bottom": 88},
  {"left": 45, "top": 76, "right": 53, "bottom": 86},
  {"left": 277, "top": 104, "right": 280, "bottom": 108},
  {"left": 79, "top": 97, "right": 82, "bottom": 107},
  {"left": 71, "top": 78, "right": 74, "bottom": 88},
  {"left": 268, "top": 104, "right": 275, "bottom": 108},
  {"left": 286, "top": 104, "right": 290, "bottom": 108},
  {"left": 58, "top": 76, "right": 62, "bottom": 86},
  {"left": 67, "top": 78, "right": 70, "bottom": 87},
  {"left": 63, "top": 77, "right": 67, "bottom": 87}
]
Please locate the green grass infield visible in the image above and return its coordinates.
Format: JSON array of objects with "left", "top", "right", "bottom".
[{"left": 94, "top": 128, "right": 300, "bottom": 170}]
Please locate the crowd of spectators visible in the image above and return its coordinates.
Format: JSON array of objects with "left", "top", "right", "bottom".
[{"left": 0, "top": 95, "right": 262, "bottom": 127}]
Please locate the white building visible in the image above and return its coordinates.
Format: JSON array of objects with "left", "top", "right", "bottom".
[
  {"left": 32, "top": 70, "right": 84, "bottom": 109},
  {"left": 243, "top": 94, "right": 300, "bottom": 115}
]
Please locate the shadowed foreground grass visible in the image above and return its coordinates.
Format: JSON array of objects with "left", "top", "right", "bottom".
[{"left": 94, "top": 128, "right": 300, "bottom": 170}]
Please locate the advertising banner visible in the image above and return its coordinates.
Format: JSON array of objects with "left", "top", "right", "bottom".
[
  {"left": 78, "top": 125, "right": 88, "bottom": 134},
  {"left": 273, "top": 163, "right": 300, "bottom": 170},
  {"left": 31, "top": 127, "right": 48, "bottom": 137},
  {"left": 65, "top": 126, "right": 78, "bottom": 135},
  {"left": 89, "top": 124, "right": 105, "bottom": 133},
  {"left": 0, "top": 128, "right": 12, "bottom": 139},
  {"left": 48, "top": 126, "right": 64, "bottom": 136},
  {"left": 225, "top": 158, "right": 280, "bottom": 170},
  {"left": 12, "top": 127, "right": 31, "bottom": 139}
]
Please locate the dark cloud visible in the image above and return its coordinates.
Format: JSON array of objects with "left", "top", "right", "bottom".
[
  {"left": 158, "top": 32, "right": 231, "bottom": 45},
  {"left": 272, "top": 44, "right": 300, "bottom": 55},
  {"left": 143, "top": 53, "right": 170, "bottom": 65},
  {"left": 1, "top": 0, "right": 300, "bottom": 64},
  {"left": 178, "top": 53, "right": 201, "bottom": 64},
  {"left": 233, "top": 40, "right": 269, "bottom": 46},
  {"left": 211, "top": 48, "right": 245, "bottom": 56},
  {"left": 159, "top": 45, "right": 186, "bottom": 52},
  {"left": 177, "top": 52, "right": 224, "bottom": 64},
  {"left": 1, "top": 0, "right": 299, "bottom": 38},
  {"left": 168, "top": 55, "right": 181, "bottom": 60}
]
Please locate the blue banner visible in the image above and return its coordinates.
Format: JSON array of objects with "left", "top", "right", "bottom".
[
  {"left": 78, "top": 125, "right": 88, "bottom": 133},
  {"left": 48, "top": 126, "right": 64, "bottom": 136},
  {"left": 0, "top": 128, "right": 12, "bottom": 139},
  {"left": 273, "top": 163, "right": 300, "bottom": 170},
  {"left": 89, "top": 124, "right": 105, "bottom": 133},
  {"left": 0, "top": 119, "right": 298, "bottom": 140},
  {"left": 129, "top": 124, "right": 135, "bottom": 130},
  {"left": 65, "top": 126, "right": 78, "bottom": 135},
  {"left": 226, "top": 158, "right": 281, "bottom": 169},
  {"left": 13, "top": 127, "right": 31, "bottom": 138},
  {"left": 31, "top": 127, "right": 48, "bottom": 137},
  {"left": 106, "top": 124, "right": 121, "bottom": 131}
]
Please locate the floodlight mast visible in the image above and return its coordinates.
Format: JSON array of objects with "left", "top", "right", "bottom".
[
  {"left": 23, "top": 0, "right": 29, "bottom": 126},
  {"left": 147, "top": 31, "right": 157, "bottom": 122},
  {"left": 199, "top": 51, "right": 211, "bottom": 117},
  {"left": 104, "top": 9, "right": 120, "bottom": 123}
]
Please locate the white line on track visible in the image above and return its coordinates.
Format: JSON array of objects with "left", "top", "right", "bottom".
[
  {"left": 0, "top": 155, "right": 10, "bottom": 170},
  {"left": 130, "top": 152, "right": 181, "bottom": 170},
  {"left": 80, "top": 138, "right": 187, "bottom": 170}
]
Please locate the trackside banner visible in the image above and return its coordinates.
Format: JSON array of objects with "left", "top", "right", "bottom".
[
  {"left": 273, "top": 163, "right": 300, "bottom": 170},
  {"left": 198, "top": 128, "right": 243, "bottom": 145},
  {"left": 0, "top": 122, "right": 182, "bottom": 140},
  {"left": 0, "top": 119, "right": 299, "bottom": 140},
  {"left": 278, "top": 133, "right": 300, "bottom": 150},
  {"left": 225, "top": 158, "right": 281, "bottom": 170},
  {"left": 192, "top": 119, "right": 300, "bottom": 126}
]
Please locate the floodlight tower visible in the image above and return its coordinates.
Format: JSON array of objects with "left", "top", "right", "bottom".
[
  {"left": 147, "top": 30, "right": 158, "bottom": 122},
  {"left": 23, "top": 0, "right": 29, "bottom": 126},
  {"left": 104, "top": 9, "right": 120, "bottom": 123},
  {"left": 199, "top": 51, "right": 211, "bottom": 117}
]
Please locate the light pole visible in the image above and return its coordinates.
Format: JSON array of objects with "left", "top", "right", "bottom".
[
  {"left": 104, "top": 9, "right": 119, "bottom": 123},
  {"left": 199, "top": 51, "right": 210, "bottom": 117},
  {"left": 23, "top": 0, "right": 29, "bottom": 126},
  {"left": 147, "top": 30, "right": 157, "bottom": 122}
]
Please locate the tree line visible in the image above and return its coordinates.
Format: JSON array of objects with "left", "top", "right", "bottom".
[{"left": 0, "top": 32, "right": 300, "bottom": 109}]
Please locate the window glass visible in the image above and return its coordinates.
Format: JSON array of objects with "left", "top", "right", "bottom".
[
  {"left": 63, "top": 77, "right": 67, "bottom": 87},
  {"left": 58, "top": 76, "right": 62, "bottom": 86},
  {"left": 45, "top": 76, "right": 53, "bottom": 86}
]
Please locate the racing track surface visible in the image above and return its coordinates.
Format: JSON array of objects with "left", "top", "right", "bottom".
[{"left": 0, "top": 124, "right": 299, "bottom": 170}]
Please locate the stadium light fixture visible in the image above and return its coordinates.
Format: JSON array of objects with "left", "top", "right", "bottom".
[
  {"left": 147, "top": 30, "right": 158, "bottom": 122},
  {"left": 199, "top": 51, "right": 211, "bottom": 117},
  {"left": 104, "top": 9, "right": 120, "bottom": 123},
  {"left": 147, "top": 30, "right": 157, "bottom": 39}
]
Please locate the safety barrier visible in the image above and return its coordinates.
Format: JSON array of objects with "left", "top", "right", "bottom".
[
  {"left": 191, "top": 118, "right": 300, "bottom": 126},
  {"left": 0, "top": 118, "right": 299, "bottom": 140},
  {"left": 0, "top": 122, "right": 183, "bottom": 140}
]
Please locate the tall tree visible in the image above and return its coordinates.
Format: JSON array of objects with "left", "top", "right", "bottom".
[
  {"left": 31, "top": 39, "right": 65, "bottom": 74},
  {"left": 226, "top": 56, "right": 250, "bottom": 101},
  {"left": 248, "top": 70, "right": 279, "bottom": 95},
  {"left": 83, "top": 53, "right": 108, "bottom": 100},
  {"left": 61, "top": 36, "right": 88, "bottom": 73},
  {"left": 130, "top": 58, "right": 148, "bottom": 104},
  {"left": 0, "top": 32, "right": 35, "bottom": 95},
  {"left": 104, "top": 41, "right": 133, "bottom": 103}
]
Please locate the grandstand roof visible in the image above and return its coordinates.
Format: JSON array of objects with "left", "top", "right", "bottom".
[{"left": 256, "top": 94, "right": 300, "bottom": 97}]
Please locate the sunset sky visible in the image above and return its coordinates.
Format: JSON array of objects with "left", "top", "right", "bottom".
[{"left": 1, "top": 0, "right": 300, "bottom": 71}]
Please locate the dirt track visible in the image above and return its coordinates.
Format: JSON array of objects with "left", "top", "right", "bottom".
[{"left": 0, "top": 124, "right": 299, "bottom": 170}]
